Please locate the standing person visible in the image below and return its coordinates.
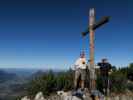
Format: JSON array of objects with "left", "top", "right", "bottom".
[
  {"left": 97, "top": 58, "right": 112, "bottom": 95},
  {"left": 73, "top": 52, "right": 87, "bottom": 91}
]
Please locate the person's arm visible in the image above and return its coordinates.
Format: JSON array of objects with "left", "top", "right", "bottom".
[
  {"left": 97, "top": 62, "right": 101, "bottom": 66},
  {"left": 74, "top": 58, "right": 80, "bottom": 70},
  {"left": 97, "top": 63, "right": 102, "bottom": 70},
  {"left": 70, "top": 65, "right": 76, "bottom": 71},
  {"left": 107, "top": 63, "right": 112, "bottom": 70},
  {"left": 108, "top": 63, "right": 112, "bottom": 74}
]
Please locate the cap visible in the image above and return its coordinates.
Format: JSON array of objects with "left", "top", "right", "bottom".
[{"left": 101, "top": 58, "right": 108, "bottom": 62}]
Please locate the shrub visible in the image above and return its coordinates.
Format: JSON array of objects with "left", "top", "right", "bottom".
[
  {"left": 110, "top": 70, "right": 127, "bottom": 93},
  {"left": 27, "top": 69, "right": 73, "bottom": 96}
]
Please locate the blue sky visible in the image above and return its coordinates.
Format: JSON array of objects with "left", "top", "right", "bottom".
[{"left": 0, "top": 0, "right": 132, "bottom": 69}]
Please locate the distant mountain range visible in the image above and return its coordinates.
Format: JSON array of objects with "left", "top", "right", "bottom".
[
  {"left": 1, "top": 68, "right": 38, "bottom": 77},
  {"left": 0, "top": 69, "right": 17, "bottom": 83},
  {"left": 0, "top": 68, "right": 65, "bottom": 77}
]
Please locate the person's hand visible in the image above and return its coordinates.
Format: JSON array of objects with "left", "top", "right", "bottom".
[
  {"left": 108, "top": 69, "right": 113, "bottom": 75},
  {"left": 108, "top": 71, "right": 112, "bottom": 75},
  {"left": 82, "top": 61, "right": 85, "bottom": 64}
]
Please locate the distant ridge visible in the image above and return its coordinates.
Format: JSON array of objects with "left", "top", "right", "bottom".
[{"left": 0, "top": 69, "right": 17, "bottom": 83}]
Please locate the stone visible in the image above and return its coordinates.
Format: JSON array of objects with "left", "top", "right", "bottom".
[
  {"left": 57, "top": 90, "right": 83, "bottom": 100},
  {"left": 21, "top": 96, "right": 30, "bottom": 100},
  {"left": 34, "top": 92, "right": 46, "bottom": 100}
]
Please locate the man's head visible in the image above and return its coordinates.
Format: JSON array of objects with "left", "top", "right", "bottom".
[
  {"left": 101, "top": 58, "right": 108, "bottom": 63},
  {"left": 80, "top": 51, "right": 85, "bottom": 58}
]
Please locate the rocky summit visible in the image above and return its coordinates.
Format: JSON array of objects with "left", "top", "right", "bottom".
[{"left": 20, "top": 90, "right": 133, "bottom": 100}]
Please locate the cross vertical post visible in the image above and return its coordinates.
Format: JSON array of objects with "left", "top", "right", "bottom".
[{"left": 89, "top": 8, "right": 96, "bottom": 90}]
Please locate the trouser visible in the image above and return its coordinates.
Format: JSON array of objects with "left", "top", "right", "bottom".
[
  {"left": 74, "top": 69, "right": 86, "bottom": 90},
  {"left": 101, "top": 76, "right": 109, "bottom": 95}
]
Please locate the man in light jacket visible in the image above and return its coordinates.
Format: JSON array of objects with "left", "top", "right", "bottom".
[{"left": 74, "top": 52, "right": 87, "bottom": 91}]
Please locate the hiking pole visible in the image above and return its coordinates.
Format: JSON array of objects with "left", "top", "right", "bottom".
[
  {"left": 107, "top": 71, "right": 112, "bottom": 97},
  {"left": 107, "top": 77, "right": 110, "bottom": 97},
  {"left": 105, "top": 77, "right": 110, "bottom": 100}
]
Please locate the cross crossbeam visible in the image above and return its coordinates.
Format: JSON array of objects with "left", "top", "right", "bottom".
[{"left": 82, "top": 16, "right": 110, "bottom": 36}]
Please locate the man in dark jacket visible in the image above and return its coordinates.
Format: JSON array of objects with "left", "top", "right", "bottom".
[{"left": 97, "top": 58, "right": 112, "bottom": 95}]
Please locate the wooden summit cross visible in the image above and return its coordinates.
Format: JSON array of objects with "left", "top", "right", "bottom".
[{"left": 82, "top": 8, "right": 110, "bottom": 91}]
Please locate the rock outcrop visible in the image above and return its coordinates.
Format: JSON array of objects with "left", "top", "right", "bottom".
[
  {"left": 21, "top": 96, "right": 30, "bottom": 100},
  {"left": 34, "top": 92, "right": 46, "bottom": 100},
  {"left": 21, "top": 91, "right": 133, "bottom": 100}
]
